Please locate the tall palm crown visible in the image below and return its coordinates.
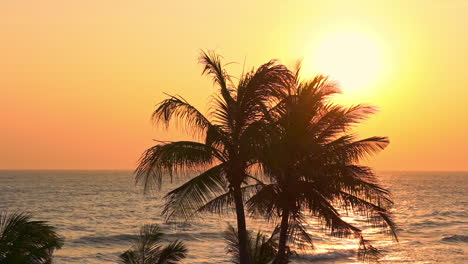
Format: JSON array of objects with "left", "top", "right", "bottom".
[
  {"left": 119, "top": 224, "right": 187, "bottom": 264},
  {"left": 247, "top": 75, "right": 397, "bottom": 263},
  {"left": 135, "top": 51, "right": 294, "bottom": 264},
  {"left": 0, "top": 211, "right": 64, "bottom": 264}
]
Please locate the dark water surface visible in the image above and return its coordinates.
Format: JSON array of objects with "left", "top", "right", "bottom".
[{"left": 0, "top": 170, "right": 466, "bottom": 263}]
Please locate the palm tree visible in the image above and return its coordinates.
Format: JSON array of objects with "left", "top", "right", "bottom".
[
  {"left": 119, "top": 224, "right": 187, "bottom": 264},
  {"left": 0, "top": 211, "right": 64, "bottom": 264},
  {"left": 224, "top": 224, "right": 284, "bottom": 264},
  {"left": 135, "top": 51, "right": 293, "bottom": 264},
  {"left": 247, "top": 75, "right": 398, "bottom": 264}
]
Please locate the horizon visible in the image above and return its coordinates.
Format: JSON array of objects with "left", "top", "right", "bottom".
[{"left": 2, "top": 169, "right": 468, "bottom": 173}]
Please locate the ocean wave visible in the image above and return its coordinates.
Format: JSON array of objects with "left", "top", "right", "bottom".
[
  {"left": 422, "top": 210, "right": 468, "bottom": 218},
  {"left": 409, "top": 220, "right": 466, "bottom": 228},
  {"left": 161, "top": 231, "right": 223, "bottom": 241},
  {"left": 441, "top": 235, "right": 468, "bottom": 243},
  {"left": 292, "top": 250, "right": 354, "bottom": 261},
  {"left": 73, "top": 231, "right": 223, "bottom": 245},
  {"left": 73, "top": 234, "right": 138, "bottom": 245}
]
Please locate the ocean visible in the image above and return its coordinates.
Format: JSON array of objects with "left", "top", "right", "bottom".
[{"left": 0, "top": 170, "right": 466, "bottom": 263}]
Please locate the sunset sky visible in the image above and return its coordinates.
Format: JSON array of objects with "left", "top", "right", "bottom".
[{"left": 2, "top": 0, "right": 467, "bottom": 171}]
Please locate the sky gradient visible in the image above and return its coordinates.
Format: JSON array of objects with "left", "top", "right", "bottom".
[{"left": 2, "top": 0, "right": 467, "bottom": 170}]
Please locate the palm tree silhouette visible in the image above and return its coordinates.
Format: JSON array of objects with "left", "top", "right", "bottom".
[
  {"left": 224, "top": 224, "right": 283, "bottom": 264},
  {"left": 119, "top": 224, "right": 186, "bottom": 264},
  {"left": 135, "top": 51, "right": 293, "bottom": 264},
  {"left": 247, "top": 74, "right": 398, "bottom": 264},
  {"left": 0, "top": 211, "right": 64, "bottom": 264}
]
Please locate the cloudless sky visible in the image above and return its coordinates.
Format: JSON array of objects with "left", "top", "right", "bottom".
[{"left": 2, "top": 0, "right": 467, "bottom": 170}]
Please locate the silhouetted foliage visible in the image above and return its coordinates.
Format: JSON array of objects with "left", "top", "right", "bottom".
[
  {"left": 0, "top": 211, "right": 64, "bottom": 264},
  {"left": 135, "top": 50, "right": 294, "bottom": 264},
  {"left": 225, "top": 224, "right": 290, "bottom": 264},
  {"left": 136, "top": 51, "right": 396, "bottom": 264},
  {"left": 246, "top": 72, "right": 397, "bottom": 263},
  {"left": 119, "top": 224, "right": 187, "bottom": 264}
]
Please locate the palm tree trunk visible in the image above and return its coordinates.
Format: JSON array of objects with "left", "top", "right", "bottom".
[
  {"left": 276, "top": 207, "right": 290, "bottom": 264},
  {"left": 233, "top": 185, "right": 252, "bottom": 264}
]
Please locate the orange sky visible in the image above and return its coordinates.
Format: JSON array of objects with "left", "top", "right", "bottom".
[{"left": 2, "top": 0, "right": 467, "bottom": 170}]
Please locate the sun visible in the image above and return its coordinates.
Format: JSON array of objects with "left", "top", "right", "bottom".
[{"left": 304, "top": 31, "right": 385, "bottom": 101}]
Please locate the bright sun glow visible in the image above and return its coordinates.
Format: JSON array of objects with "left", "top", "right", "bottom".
[{"left": 305, "top": 32, "right": 385, "bottom": 100}]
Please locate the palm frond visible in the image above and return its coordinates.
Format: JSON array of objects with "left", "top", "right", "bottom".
[
  {"left": 120, "top": 224, "right": 187, "bottom": 264},
  {"left": 286, "top": 216, "right": 314, "bottom": 250},
  {"left": 162, "top": 164, "right": 228, "bottom": 220},
  {"left": 357, "top": 236, "right": 382, "bottom": 263},
  {"left": 313, "top": 104, "right": 377, "bottom": 142},
  {"left": 205, "top": 124, "right": 229, "bottom": 151},
  {"left": 152, "top": 94, "right": 213, "bottom": 138},
  {"left": 135, "top": 141, "right": 222, "bottom": 193},
  {"left": 0, "top": 211, "right": 64, "bottom": 264},
  {"left": 290, "top": 76, "right": 340, "bottom": 113},
  {"left": 139, "top": 224, "right": 164, "bottom": 245},
  {"left": 208, "top": 94, "right": 236, "bottom": 134},
  {"left": 199, "top": 50, "right": 235, "bottom": 107},
  {"left": 224, "top": 224, "right": 279, "bottom": 264},
  {"left": 246, "top": 184, "right": 279, "bottom": 220},
  {"left": 237, "top": 60, "right": 294, "bottom": 124},
  {"left": 197, "top": 184, "right": 263, "bottom": 215},
  {"left": 224, "top": 224, "right": 241, "bottom": 264},
  {"left": 318, "top": 135, "right": 389, "bottom": 163},
  {"left": 338, "top": 191, "right": 397, "bottom": 239},
  {"left": 301, "top": 164, "right": 391, "bottom": 203},
  {"left": 297, "top": 187, "right": 362, "bottom": 238},
  {"left": 240, "top": 120, "right": 275, "bottom": 163},
  {"left": 156, "top": 240, "right": 187, "bottom": 264},
  {"left": 119, "top": 250, "right": 137, "bottom": 264}
]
